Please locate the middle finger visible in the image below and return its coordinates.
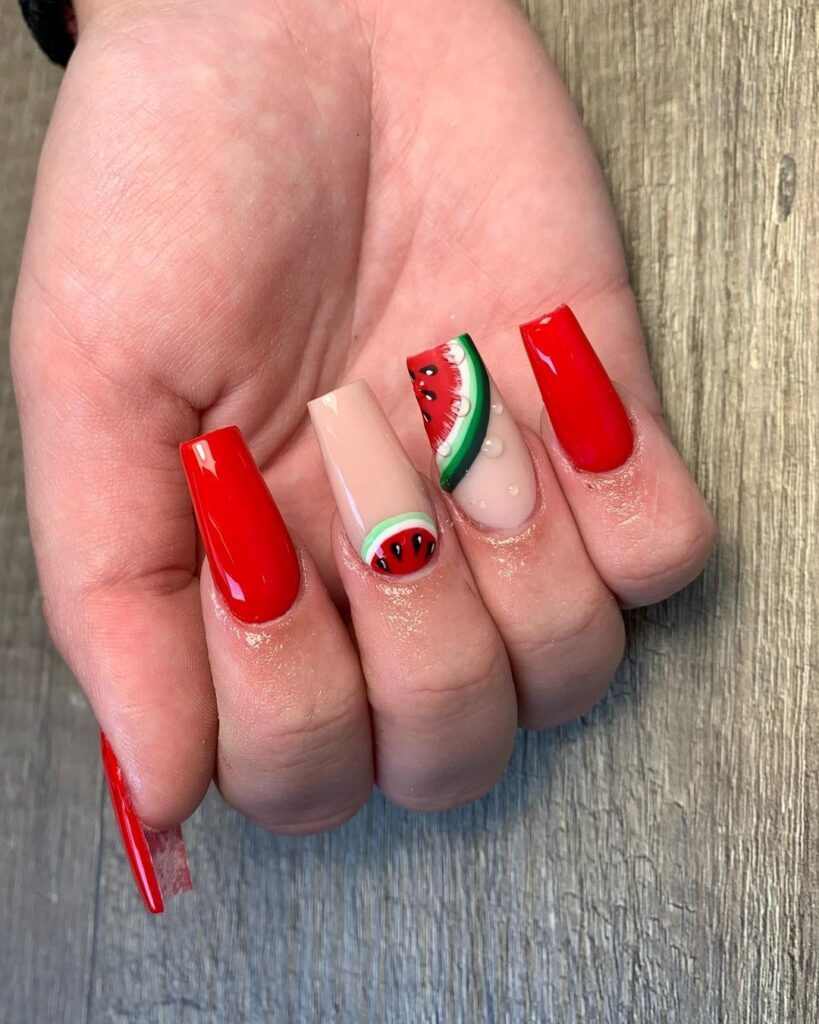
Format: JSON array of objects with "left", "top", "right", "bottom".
[{"left": 309, "top": 380, "right": 518, "bottom": 811}]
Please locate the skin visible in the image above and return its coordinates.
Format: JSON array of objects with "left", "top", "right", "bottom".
[{"left": 11, "top": 0, "right": 715, "bottom": 831}]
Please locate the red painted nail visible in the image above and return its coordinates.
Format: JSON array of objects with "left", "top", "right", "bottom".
[
  {"left": 519, "top": 304, "right": 634, "bottom": 472},
  {"left": 100, "top": 732, "right": 164, "bottom": 914},
  {"left": 180, "top": 426, "right": 300, "bottom": 623}
]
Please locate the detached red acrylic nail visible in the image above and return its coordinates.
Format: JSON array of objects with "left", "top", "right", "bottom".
[
  {"left": 180, "top": 426, "right": 300, "bottom": 623},
  {"left": 100, "top": 732, "right": 192, "bottom": 915},
  {"left": 520, "top": 304, "right": 634, "bottom": 472}
]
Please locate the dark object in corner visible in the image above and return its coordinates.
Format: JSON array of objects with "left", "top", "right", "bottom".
[{"left": 18, "top": 0, "right": 75, "bottom": 67}]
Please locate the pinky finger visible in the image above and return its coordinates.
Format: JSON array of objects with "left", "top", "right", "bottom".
[{"left": 521, "top": 304, "right": 716, "bottom": 608}]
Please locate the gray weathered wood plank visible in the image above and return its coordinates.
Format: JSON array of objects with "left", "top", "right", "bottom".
[{"left": 0, "top": 1, "right": 815, "bottom": 1022}]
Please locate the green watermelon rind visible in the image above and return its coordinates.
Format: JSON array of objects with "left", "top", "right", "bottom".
[
  {"left": 360, "top": 511, "right": 437, "bottom": 566},
  {"left": 437, "top": 334, "right": 490, "bottom": 493}
]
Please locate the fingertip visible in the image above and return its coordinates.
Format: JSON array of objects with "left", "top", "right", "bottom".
[
  {"left": 538, "top": 382, "right": 716, "bottom": 607},
  {"left": 616, "top": 488, "right": 717, "bottom": 608},
  {"left": 102, "top": 716, "right": 215, "bottom": 830}
]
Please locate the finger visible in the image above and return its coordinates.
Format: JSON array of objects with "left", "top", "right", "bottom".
[
  {"left": 407, "top": 332, "right": 624, "bottom": 728},
  {"left": 11, "top": 288, "right": 217, "bottom": 829},
  {"left": 520, "top": 304, "right": 716, "bottom": 607},
  {"left": 181, "top": 427, "right": 373, "bottom": 833},
  {"left": 309, "top": 380, "right": 517, "bottom": 811}
]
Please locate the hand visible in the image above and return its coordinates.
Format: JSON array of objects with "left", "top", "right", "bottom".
[{"left": 12, "top": 0, "right": 714, "bottom": 849}]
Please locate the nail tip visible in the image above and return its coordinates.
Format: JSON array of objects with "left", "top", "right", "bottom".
[
  {"left": 314, "top": 377, "right": 370, "bottom": 400},
  {"left": 145, "top": 895, "right": 165, "bottom": 915},
  {"left": 519, "top": 303, "right": 574, "bottom": 336},
  {"left": 100, "top": 731, "right": 167, "bottom": 916},
  {"left": 405, "top": 337, "right": 452, "bottom": 362},
  {"left": 179, "top": 424, "right": 242, "bottom": 455}
]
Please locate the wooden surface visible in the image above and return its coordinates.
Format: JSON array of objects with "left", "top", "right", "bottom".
[{"left": 1, "top": 2, "right": 816, "bottom": 1021}]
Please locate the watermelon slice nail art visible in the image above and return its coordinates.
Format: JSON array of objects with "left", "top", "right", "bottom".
[
  {"left": 308, "top": 380, "right": 438, "bottom": 578},
  {"left": 408, "top": 334, "right": 537, "bottom": 531},
  {"left": 409, "top": 334, "right": 491, "bottom": 493},
  {"left": 361, "top": 512, "right": 437, "bottom": 575}
]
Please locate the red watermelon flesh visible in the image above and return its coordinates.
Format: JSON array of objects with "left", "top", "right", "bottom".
[
  {"left": 370, "top": 526, "right": 437, "bottom": 576},
  {"left": 407, "top": 345, "right": 461, "bottom": 451}
]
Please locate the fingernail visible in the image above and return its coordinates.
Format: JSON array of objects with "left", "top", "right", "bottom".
[
  {"left": 180, "top": 425, "right": 300, "bottom": 623},
  {"left": 100, "top": 733, "right": 192, "bottom": 914},
  {"left": 308, "top": 379, "right": 438, "bottom": 576},
  {"left": 100, "top": 732, "right": 164, "bottom": 914},
  {"left": 519, "top": 304, "right": 634, "bottom": 472},
  {"left": 407, "top": 334, "right": 537, "bottom": 530}
]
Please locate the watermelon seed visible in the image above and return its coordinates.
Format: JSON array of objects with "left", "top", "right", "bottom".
[
  {"left": 427, "top": 541, "right": 436, "bottom": 557},
  {"left": 376, "top": 558, "right": 390, "bottom": 573},
  {"left": 390, "top": 542, "right": 403, "bottom": 561},
  {"left": 421, "top": 388, "right": 437, "bottom": 401},
  {"left": 420, "top": 364, "right": 437, "bottom": 376},
  {"left": 412, "top": 533, "right": 423, "bottom": 554},
  {"left": 422, "top": 411, "right": 432, "bottom": 423}
]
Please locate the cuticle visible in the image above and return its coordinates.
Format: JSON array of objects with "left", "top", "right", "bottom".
[{"left": 214, "top": 546, "right": 309, "bottom": 634}]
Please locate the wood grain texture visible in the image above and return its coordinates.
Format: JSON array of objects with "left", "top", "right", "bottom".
[{"left": 0, "top": 1, "right": 815, "bottom": 1022}]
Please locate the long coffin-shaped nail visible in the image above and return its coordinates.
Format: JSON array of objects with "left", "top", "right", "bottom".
[
  {"left": 180, "top": 426, "right": 300, "bottom": 623},
  {"left": 308, "top": 379, "right": 437, "bottom": 576},
  {"left": 407, "top": 333, "right": 536, "bottom": 530},
  {"left": 100, "top": 733, "right": 192, "bottom": 914},
  {"left": 520, "top": 304, "right": 634, "bottom": 472}
]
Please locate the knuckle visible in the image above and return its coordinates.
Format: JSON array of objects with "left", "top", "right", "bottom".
[
  {"left": 519, "top": 665, "right": 614, "bottom": 731},
  {"left": 220, "top": 760, "right": 371, "bottom": 836},
  {"left": 622, "top": 504, "right": 717, "bottom": 598},
  {"left": 218, "top": 686, "right": 372, "bottom": 833},
  {"left": 513, "top": 592, "right": 625, "bottom": 730},
  {"left": 250, "top": 688, "right": 364, "bottom": 769},
  {"left": 517, "top": 583, "right": 618, "bottom": 654},
  {"left": 393, "top": 634, "right": 508, "bottom": 722}
]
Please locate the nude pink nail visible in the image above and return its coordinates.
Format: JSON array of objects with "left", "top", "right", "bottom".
[{"left": 308, "top": 380, "right": 437, "bottom": 576}]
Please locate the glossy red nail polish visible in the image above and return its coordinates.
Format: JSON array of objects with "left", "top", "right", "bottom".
[
  {"left": 520, "top": 304, "right": 634, "bottom": 472},
  {"left": 180, "top": 426, "right": 300, "bottom": 623},
  {"left": 100, "top": 732, "right": 164, "bottom": 914}
]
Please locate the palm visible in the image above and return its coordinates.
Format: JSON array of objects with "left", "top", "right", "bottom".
[
  {"left": 20, "top": 0, "right": 654, "bottom": 591},
  {"left": 12, "top": 0, "right": 715, "bottom": 848}
]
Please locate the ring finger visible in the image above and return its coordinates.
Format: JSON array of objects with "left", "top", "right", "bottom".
[{"left": 405, "top": 331, "right": 625, "bottom": 729}]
